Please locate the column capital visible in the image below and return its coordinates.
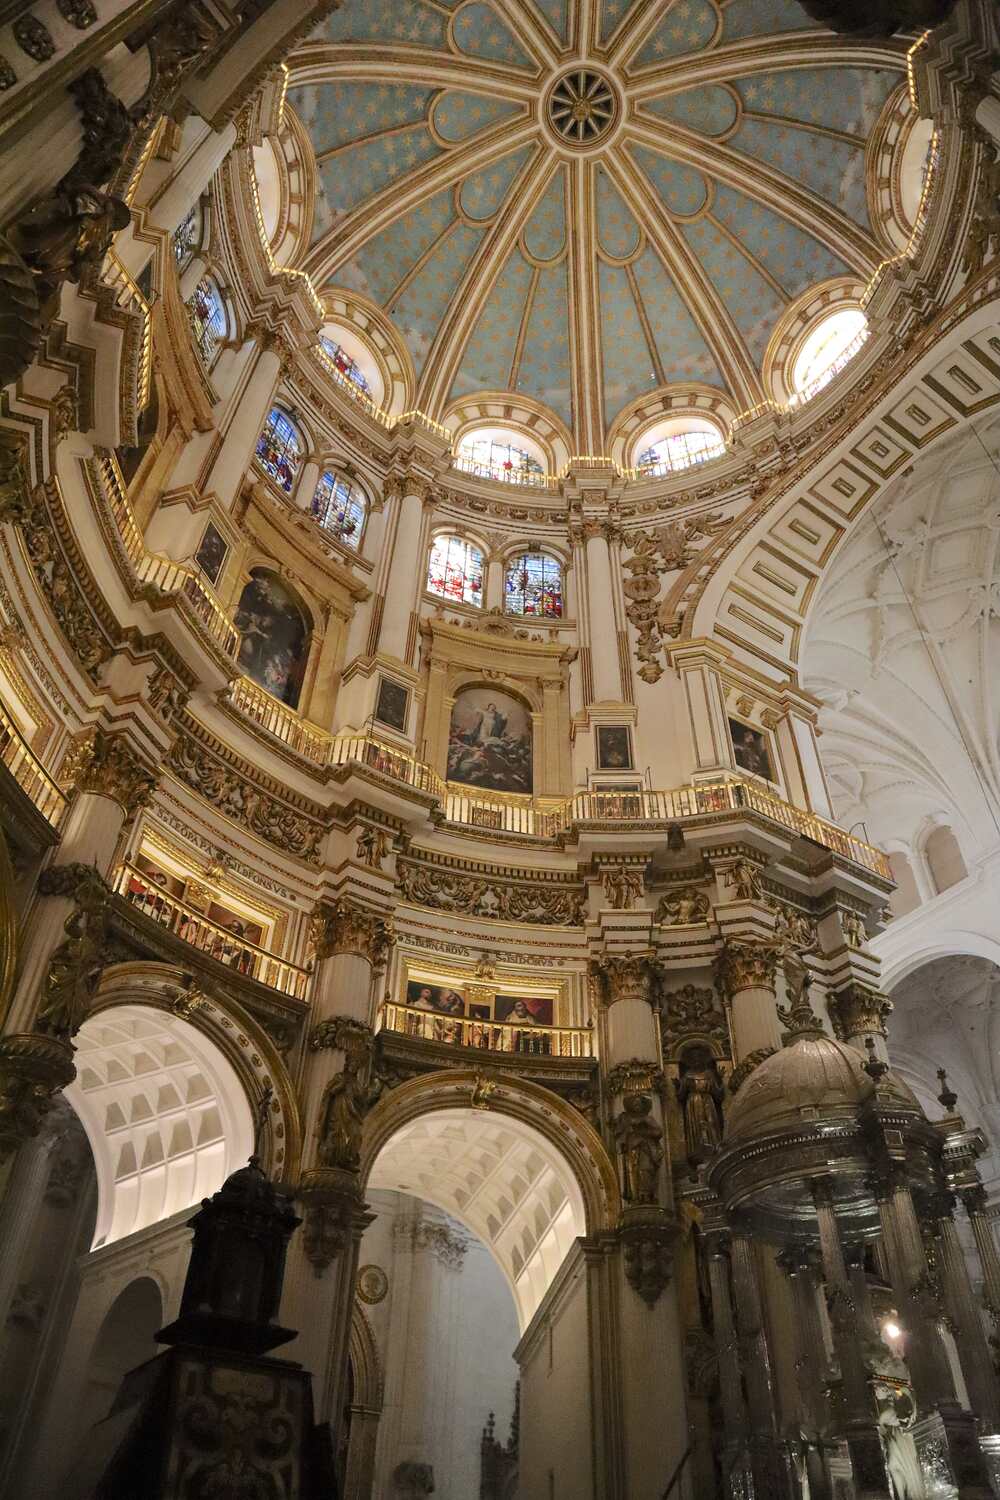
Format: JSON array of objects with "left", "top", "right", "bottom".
[
  {"left": 828, "top": 981, "right": 893, "bottom": 1041},
  {"left": 309, "top": 898, "right": 393, "bottom": 968},
  {"left": 590, "top": 951, "right": 658, "bottom": 1007},
  {"left": 0, "top": 1031, "right": 76, "bottom": 1162},
  {"left": 59, "top": 727, "right": 157, "bottom": 813},
  {"left": 606, "top": 1059, "right": 663, "bottom": 1096},
  {"left": 715, "top": 939, "right": 781, "bottom": 997}
]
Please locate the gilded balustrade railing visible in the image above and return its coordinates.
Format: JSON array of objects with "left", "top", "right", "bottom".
[
  {"left": 0, "top": 699, "right": 67, "bottom": 828},
  {"left": 380, "top": 1000, "right": 593, "bottom": 1058},
  {"left": 228, "top": 677, "right": 332, "bottom": 766},
  {"left": 115, "top": 862, "right": 310, "bottom": 1000}
]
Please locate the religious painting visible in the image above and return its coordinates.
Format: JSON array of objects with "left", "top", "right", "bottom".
[
  {"left": 234, "top": 569, "right": 310, "bottom": 709},
  {"left": 127, "top": 855, "right": 184, "bottom": 925},
  {"left": 194, "top": 522, "right": 228, "bottom": 586},
  {"left": 494, "top": 995, "right": 553, "bottom": 1026},
  {"left": 596, "top": 724, "right": 633, "bottom": 771},
  {"left": 134, "top": 854, "right": 185, "bottom": 898},
  {"left": 728, "top": 718, "right": 776, "bottom": 783},
  {"left": 447, "top": 686, "right": 532, "bottom": 795},
  {"left": 375, "top": 676, "right": 409, "bottom": 734},
  {"left": 206, "top": 901, "right": 263, "bottom": 949},
  {"left": 406, "top": 981, "right": 467, "bottom": 1016}
]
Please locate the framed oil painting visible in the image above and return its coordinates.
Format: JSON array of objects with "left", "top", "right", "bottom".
[
  {"left": 194, "top": 522, "right": 228, "bottom": 586},
  {"left": 596, "top": 725, "right": 633, "bottom": 771},
  {"left": 234, "top": 569, "right": 310, "bottom": 709},
  {"left": 495, "top": 995, "right": 553, "bottom": 1026},
  {"left": 447, "top": 686, "right": 532, "bottom": 794},
  {"left": 375, "top": 676, "right": 409, "bottom": 734},
  {"left": 728, "top": 718, "right": 776, "bottom": 783},
  {"left": 406, "top": 980, "right": 467, "bottom": 1016}
]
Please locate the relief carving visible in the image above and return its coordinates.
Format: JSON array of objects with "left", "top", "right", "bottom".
[
  {"left": 398, "top": 858, "right": 585, "bottom": 926},
  {"left": 656, "top": 886, "right": 711, "bottom": 925},
  {"left": 168, "top": 733, "right": 324, "bottom": 862},
  {"left": 621, "top": 516, "right": 724, "bottom": 683},
  {"left": 602, "top": 863, "right": 644, "bottom": 910},
  {"left": 613, "top": 1093, "right": 663, "bottom": 1205}
]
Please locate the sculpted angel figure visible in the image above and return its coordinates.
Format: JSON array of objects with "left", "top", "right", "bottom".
[
  {"left": 603, "top": 864, "right": 643, "bottom": 910},
  {"left": 613, "top": 1093, "right": 663, "bottom": 1204},
  {"left": 724, "top": 857, "right": 762, "bottom": 902}
]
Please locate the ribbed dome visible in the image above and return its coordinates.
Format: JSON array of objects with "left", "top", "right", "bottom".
[{"left": 725, "top": 1031, "right": 875, "bottom": 1147}]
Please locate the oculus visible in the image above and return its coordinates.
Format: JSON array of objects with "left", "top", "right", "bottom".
[{"left": 546, "top": 69, "right": 620, "bottom": 148}]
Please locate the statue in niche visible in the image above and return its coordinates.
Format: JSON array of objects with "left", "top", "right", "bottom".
[
  {"left": 724, "top": 857, "right": 762, "bottom": 901},
  {"left": 613, "top": 1092, "right": 663, "bottom": 1204},
  {"left": 675, "top": 1047, "right": 724, "bottom": 1165},
  {"left": 603, "top": 863, "right": 644, "bottom": 910},
  {"left": 316, "top": 1038, "right": 379, "bottom": 1172}
]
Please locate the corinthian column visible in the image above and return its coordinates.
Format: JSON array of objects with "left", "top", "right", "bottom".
[
  {"left": 716, "top": 940, "right": 783, "bottom": 1069},
  {"left": 374, "top": 472, "right": 433, "bottom": 666}
]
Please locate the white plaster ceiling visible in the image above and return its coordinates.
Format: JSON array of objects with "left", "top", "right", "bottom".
[
  {"left": 368, "top": 1107, "right": 585, "bottom": 1330},
  {"left": 66, "top": 1005, "right": 254, "bottom": 1248}
]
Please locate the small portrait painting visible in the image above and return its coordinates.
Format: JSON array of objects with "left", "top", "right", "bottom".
[
  {"left": 406, "top": 981, "right": 466, "bottom": 1016},
  {"left": 729, "top": 718, "right": 776, "bottom": 783},
  {"left": 469, "top": 1003, "right": 491, "bottom": 1020},
  {"left": 235, "top": 569, "right": 311, "bottom": 709},
  {"left": 495, "top": 995, "right": 553, "bottom": 1026},
  {"left": 206, "top": 902, "right": 263, "bottom": 948},
  {"left": 194, "top": 522, "right": 228, "bottom": 586},
  {"left": 375, "top": 676, "right": 409, "bottom": 734},
  {"left": 134, "top": 854, "right": 185, "bottom": 898},
  {"left": 596, "top": 725, "right": 633, "bottom": 771},
  {"left": 447, "top": 686, "right": 533, "bottom": 795}
]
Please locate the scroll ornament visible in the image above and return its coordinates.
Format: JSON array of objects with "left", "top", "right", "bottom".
[
  {"left": 169, "top": 733, "right": 324, "bottom": 861},
  {"left": 621, "top": 515, "right": 724, "bottom": 684}
]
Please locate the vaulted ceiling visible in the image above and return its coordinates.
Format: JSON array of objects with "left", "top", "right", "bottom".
[{"left": 285, "top": 0, "right": 914, "bottom": 447}]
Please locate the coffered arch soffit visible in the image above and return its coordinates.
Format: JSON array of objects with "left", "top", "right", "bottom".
[{"left": 274, "top": 0, "right": 933, "bottom": 450}]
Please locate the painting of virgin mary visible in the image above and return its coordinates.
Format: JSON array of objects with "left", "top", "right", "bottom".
[
  {"left": 447, "top": 687, "right": 532, "bottom": 794},
  {"left": 234, "top": 569, "right": 310, "bottom": 709}
]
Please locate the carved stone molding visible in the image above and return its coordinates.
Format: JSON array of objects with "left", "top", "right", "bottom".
[
  {"left": 168, "top": 731, "right": 324, "bottom": 862},
  {"left": 60, "top": 727, "right": 157, "bottom": 813},
  {"left": 606, "top": 1059, "right": 663, "bottom": 1097},
  {"left": 298, "top": 1166, "right": 369, "bottom": 1276},
  {"left": 398, "top": 856, "right": 585, "bottom": 927},
  {"left": 621, "top": 516, "right": 725, "bottom": 683},
  {"left": 0, "top": 1031, "right": 76, "bottom": 1161},
  {"left": 310, "top": 1016, "right": 375, "bottom": 1054},
  {"left": 659, "top": 984, "right": 729, "bottom": 1057},
  {"left": 394, "top": 1215, "right": 469, "bottom": 1269},
  {"left": 828, "top": 983, "right": 893, "bottom": 1041},
  {"left": 591, "top": 952, "right": 658, "bottom": 1007},
  {"left": 620, "top": 1205, "right": 676, "bottom": 1306},
  {"left": 715, "top": 941, "right": 781, "bottom": 998},
  {"left": 309, "top": 900, "right": 392, "bottom": 968}
]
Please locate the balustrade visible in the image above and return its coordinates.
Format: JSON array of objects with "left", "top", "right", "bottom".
[
  {"left": 115, "top": 862, "right": 310, "bottom": 1000},
  {"left": 0, "top": 700, "right": 67, "bottom": 828},
  {"left": 380, "top": 1000, "right": 593, "bottom": 1058}
]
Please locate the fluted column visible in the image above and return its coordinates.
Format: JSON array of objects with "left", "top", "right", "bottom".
[
  {"left": 777, "top": 1248, "right": 834, "bottom": 1500},
  {"left": 961, "top": 1186, "right": 1000, "bottom": 1329},
  {"left": 704, "top": 1228, "right": 748, "bottom": 1450},
  {"left": 717, "top": 941, "right": 783, "bottom": 1065},
  {"left": 812, "top": 1182, "right": 891, "bottom": 1498},
  {"left": 730, "top": 1231, "right": 798, "bottom": 1498},
  {"left": 375, "top": 473, "right": 433, "bottom": 665},
  {"left": 583, "top": 520, "right": 622, "bottom": 703},
  {"left": 931, "top": 1206, "right": 1000, "bottom": 1430}
]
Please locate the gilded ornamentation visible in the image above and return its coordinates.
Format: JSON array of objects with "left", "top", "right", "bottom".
[
  {"left": 621, "top": 516, "right": 724, "bottom": 683},
  {"left": 842, "top": 910, "right": 868, "bottom": 949},
  {"left": 606, "top": 1059, "right": 662, "bottom": 1096},
  {"left": 723, "top": 857, "right": 763, "bottom": 902},
  {"left": 471, "top": 1074, "right": 498, "bottom": 1110},
  {"left": 13, "top": 14, "right": 53, "bottom": 60},
  {"left": 147, "top": 665, "right": 189, "bottom": 723},
  {"left": 15, "top": 485, "right": 112, "bottom": 676},
  {"left": 769, "top": 899, "right": 817, "bottom": 954},
  {"left": 0, "top": 1031, "right": 76, "bottom": 1161},
  {"left": 963, "top": 133, "right": 1000, "bottom": 279},
  {"left": 602, "top": 863, "right": 644, "bottom": 909},
  {"left": 0, "top": 55, "right": 15, "bottom": 89},
  {"left": 0, "top": 451, "right": 41, "bottom": 527},
  {"left": 620, "top": 1208, "right": 675, "bottom": 1306},
  {"left": 57, "top": 0, "right": 96, "bottom": 27},
  {"left": 356, "top": 826, "right": 390, "bottom": 869},
  {"left": 659, "top": 984, "right": 728, "bottom": 1056},
  {"left": 50, "top": 383, "right": 79, "bottom": 440},
  {"left": 715, "top": 940, "right": 780, "bottom": 997},
  {"left": 655, "top": 886, "right": 711, "bottom": 925},
  {"left": 35, "top": 869, "right": 108, "bottom": 1041},
  {"left": 168, "top": 733, "right": 324, "bottom": 862},
  {"left": 592, "top": 952, "right": 657, "bottom": 1007},
  {"left": 398, "top": 858, "right": 585, "bottom": 927},
  {"left": 60, "top": 728, "right": 156, "bottom": 812},
  {"left": 613, "top": 1093, "right": 663, "bottom": 1204},
  {"left": 310, "top": 1016, "right": 374, "bottom": 1055},
  {"left": 828, "top": 983, "right": 893, "bottom": 1041},
  {"left": 309, "top": 900, "right": 392, "bottom": 967}
]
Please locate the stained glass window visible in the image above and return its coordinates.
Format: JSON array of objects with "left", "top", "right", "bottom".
[
  {"left": 311, "top": 470, "right": 366, "bottom": 549},
  {"left": 185, "top": 277, "right": 226, "bottom": 365},
  {"left": 172, "top": 205, "right": 201, "bottom": 269},
  {"left": 455, "top": 434, "right": 545, "bottom": 484},
  {"left": 427, "top": 535, "right": 484, "bottom": 608},
  {"left": 504, "top": 553, "right": 563, "bottom": 618},
  {"left": 636, "top": 426, "right": 725, "bottom": 476},
  {"left": 255, "top": 407, "right": 302, "bottom": 494},
  {"left": 319, "top": 337, "right": 371, "bottom": 396}
]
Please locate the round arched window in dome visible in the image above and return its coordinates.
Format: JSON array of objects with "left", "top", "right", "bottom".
[
  {"left": 633, "top": 418, "right": 726, "bottom": 478},
  {"left": 427, "top": 535, "right": 484, "bottom": 608},
  {"left": 312, "top": 470, "right": 367, "bottom": 550},
  {"left": 792, "top": 308, "right": 868, "bottom": 399},
  {"left": 455, "top": 428, "right": 545, "bottom": 485},
  {"left": 504, "top": 553, "right": 563, "bottom": 619},
  {"left": 255, "top": 407, "right": 303, "bottom": 494},
  {"left": 317, "top": 324, "right": 385, "bottom": 406}
]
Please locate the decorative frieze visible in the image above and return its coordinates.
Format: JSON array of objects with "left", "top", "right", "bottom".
[
  {"left": 60, "top": 727, "right": 156, "bottom": 813},
  {"left": 398, "top": 856, "right": 585, "bottom": 927},
  {"left": 168, "top": 732, "right": 325, "bottom": 862},
  {"left": 309, "top": 900, "right": 392, "bottom": 968}
]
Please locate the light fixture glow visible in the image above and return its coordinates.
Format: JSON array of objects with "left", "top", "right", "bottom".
[{"left": 883, "top": 1320, "right": 902, "bottom": 1340}]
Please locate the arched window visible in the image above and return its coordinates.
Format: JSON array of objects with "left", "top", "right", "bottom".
[
  {"left": 792, "top": 308, "right": 868, "bottom": 397},
  {"left": 925, "top": 827, "right": 967, "bottom": 895},
  {"left": 504, "top": 552, "right": 563, "bottom": 618},
  {"left": 634, "top": 419, "right": 725, "bottom": 477},
  {"left": 319, "top": 337, "right": 370, "bottom": 396},
  {"left": 427, "top": 535, "right": 484, "bottom": 608},
  {"left": 255, "top": 407, "right": 303, "bottom": 495},
  {"left": 312, "top": 470, "right": 366, "bottom": 550},
  {"left": 185, "top": 276, "right": 226, "bottom": 365},
  {"left": 455, "top": 431, "right": 545, "bottom": 484},
  {"left": 235, "top": 568, "right": 311, "bottom": 707},
  {"left": 888, "top": 852, "right": 921, "bottom": 918},
  {"left": 172, "top": 204, "right": 201, "bottom": 270}
]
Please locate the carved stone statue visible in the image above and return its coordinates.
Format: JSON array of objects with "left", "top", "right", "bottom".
[
  {"left": 656, "top": 887, "right": 711, "bottom": 925},
  {"left": 316, "top": 1037, "right": 379, "bottom": 1172},
  {"left": 613, "top": 1092, "right": 663, "bottom": 1204},
  {"left": 603, "top": 863, "right": 644, "bottom": 910},
  {"left": 724, "top": 858, "right": 762, "bottom": 902},
  {"left": 674, "top": 1047, "right": 724, "bottom": 1164},
  {"left": 842, "top": 910, "right": 867, "bottom": 949},
  {"left": 356, "top": 826, "right": 389, "bottom": 869}
]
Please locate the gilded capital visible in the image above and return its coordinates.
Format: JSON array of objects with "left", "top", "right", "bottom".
[
  {"left": 60, "top": 728, "right": 156, "bottom": 813},
  {"left": 715, "top": 940, "right": 780, "bottom": 998},
  {"left": 309, "top": 898, "right": 393, "bottom": 968},
  {"left": 828, "top": 982, "right": 893, "bottom": 1041},
  {"left": 591, "top": 952, "right": 658, "bottom": 1007}
]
